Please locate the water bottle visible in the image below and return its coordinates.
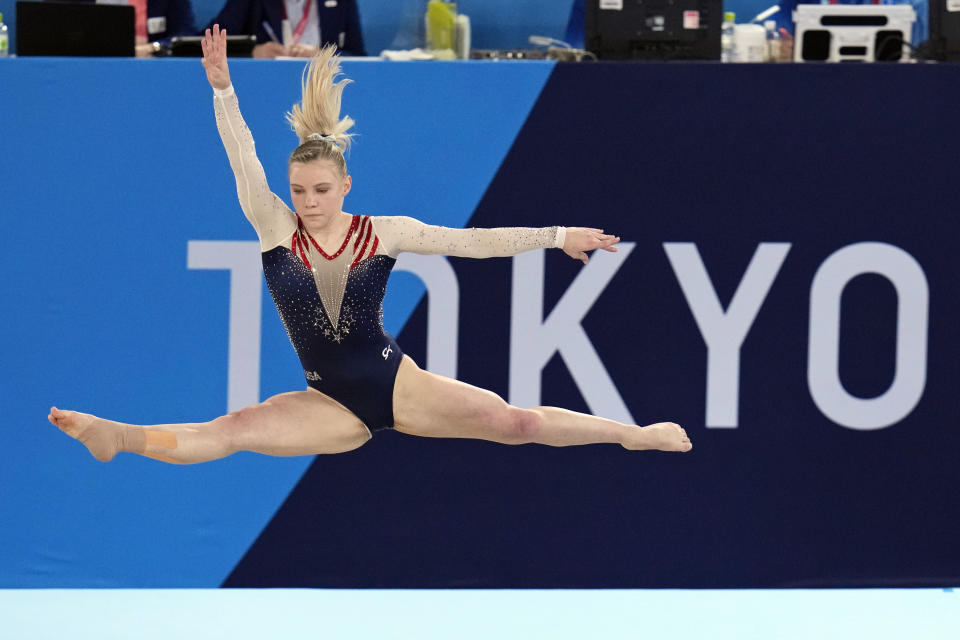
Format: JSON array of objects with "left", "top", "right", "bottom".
[
  {"left": 764, "top": 20, "right": 781, "bottom": 62},
  {"left": 721, "top": 12, "right": 736, "bottom": 62},
  {"left": 0, "top": 12, "right": 9, "bottom": 57},
  {"left": 425, "top": 1, "right": 457, "bottom": 53}
]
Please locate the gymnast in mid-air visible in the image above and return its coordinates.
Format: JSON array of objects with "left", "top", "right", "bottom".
[{"left": 48, "top": 25, "right": 691, "bottom": 464}]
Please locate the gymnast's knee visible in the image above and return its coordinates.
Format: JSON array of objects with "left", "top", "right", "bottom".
[
  {"left": 214, "top": 406, "right": 261, "bottom": 452},
  {"left": 498, "top": 407, "right": 543, "bottom": 445}
]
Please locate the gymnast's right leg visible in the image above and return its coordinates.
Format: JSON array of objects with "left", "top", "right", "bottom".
[{"left": 48, "top": 388, "right": 371, "bottom": 464}]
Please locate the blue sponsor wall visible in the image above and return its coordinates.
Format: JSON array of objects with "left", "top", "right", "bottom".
[{"left": 1, "top": 57, "right": 958, "bottom": 588}]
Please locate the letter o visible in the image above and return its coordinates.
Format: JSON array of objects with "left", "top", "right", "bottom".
[{"left": 808, "top": 242, "right": 928, "bottom": 430}]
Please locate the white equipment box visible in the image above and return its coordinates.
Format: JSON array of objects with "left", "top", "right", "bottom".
[{"left": 793, "top": 5, "right": 916, "bottom": 62}]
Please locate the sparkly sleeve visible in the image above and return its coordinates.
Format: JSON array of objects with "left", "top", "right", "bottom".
[
  {"left": 213, "top": 85, "right": 297, "bottom": 251},
  {"left": 372, "top": 216, "right": 566, "bottom": 259}
]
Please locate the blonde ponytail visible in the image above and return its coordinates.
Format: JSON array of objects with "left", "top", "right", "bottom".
[{"left": 287, "top": 45, "right": 355, "bottom": 175}]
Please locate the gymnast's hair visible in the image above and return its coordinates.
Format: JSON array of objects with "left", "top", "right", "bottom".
[{"left": 286, "top": 44, "right": 354, "bottom": 177}]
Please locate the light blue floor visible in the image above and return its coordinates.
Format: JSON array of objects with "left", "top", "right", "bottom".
[{"left": 0, "top": 589, "right": 957, "bottom": 639}]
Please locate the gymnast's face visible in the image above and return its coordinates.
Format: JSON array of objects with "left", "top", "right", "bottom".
[{"left": 289, "top": 159, "right": 352, "bottom": 228}]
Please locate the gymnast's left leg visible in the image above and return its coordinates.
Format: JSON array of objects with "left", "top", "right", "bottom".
[{"left": 392, "top": 356, "right": 691, "bottom": 452}]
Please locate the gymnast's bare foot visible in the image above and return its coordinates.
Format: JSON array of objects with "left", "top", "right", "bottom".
[
  {"left": 623, "top": 422, "right": 692, "bottom": 452},
  {"left": 48, "top": 407, "right": 127, "bottom": 462}
]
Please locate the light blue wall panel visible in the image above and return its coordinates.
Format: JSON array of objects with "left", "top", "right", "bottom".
[{"left": 0, "top": 57, "right": 553, "bottom": 586}]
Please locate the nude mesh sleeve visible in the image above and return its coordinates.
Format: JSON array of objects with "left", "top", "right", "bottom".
[
  {"left": 213, "top": 85, "right": 297, "bottom": 251},
  {"left": 372, "top": 216, "right": 565, "bottom": 259}
]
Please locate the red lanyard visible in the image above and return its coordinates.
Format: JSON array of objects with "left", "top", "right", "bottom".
[{"left": 282, "top": 0, "right": 313, "bottom": 44}]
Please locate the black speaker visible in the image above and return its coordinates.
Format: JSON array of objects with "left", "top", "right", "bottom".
[
  {"left": 874, "top": 30, "right": 905, "bottom": 61},
  {"left": 585, "top": 0, "right": 722, "bottom": 60},
  {"left": 801, "top": 30, "right": 831, "bottom": 61}
]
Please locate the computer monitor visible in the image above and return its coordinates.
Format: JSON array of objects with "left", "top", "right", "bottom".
[
  {"left": 928, "top": 0, "right": 960, "bottom": 61},
  {"left": 585, "top": 0, "right": 722, "bottom": 60},
  {"left": 16, "top": 1, "right": 135, "bottom": 57}
]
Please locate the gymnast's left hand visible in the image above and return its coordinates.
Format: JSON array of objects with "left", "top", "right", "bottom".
[{"left": 562, "top": 227, "right": 620, "bottom": 265}]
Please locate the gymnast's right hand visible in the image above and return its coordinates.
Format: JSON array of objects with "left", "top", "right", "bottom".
[{"left": 201, "top": 24, "right": 232, "bottom": 91}]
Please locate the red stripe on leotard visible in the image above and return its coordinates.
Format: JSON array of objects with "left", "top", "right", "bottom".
[
  {"left": 354, "top": 220, "right": 372, "bottom": 258},
  {"left": 351, "top": 233, "right": 380, "bottom": 270},
  {"left": 353, "top": 216, "right": 369, "bottom": 253},
  {"left": 291, "top": 231, "right": 312, "bottom": 270}
]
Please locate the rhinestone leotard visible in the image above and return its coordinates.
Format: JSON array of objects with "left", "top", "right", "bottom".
[{"left": 213, "top": 85, "right": 565, "bottom": 431}]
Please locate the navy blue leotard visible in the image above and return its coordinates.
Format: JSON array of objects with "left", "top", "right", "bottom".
[{"left": 261, "top": 215, "right": 402, "bottom": 431}]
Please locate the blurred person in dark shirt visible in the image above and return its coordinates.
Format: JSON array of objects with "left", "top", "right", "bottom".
[{"left": 207, "top": 0, "right": 365, "bottom": 58}]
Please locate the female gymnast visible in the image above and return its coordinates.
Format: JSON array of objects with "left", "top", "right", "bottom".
[{"left": 48, "top": 25, "right": 692, "bottom": 464}]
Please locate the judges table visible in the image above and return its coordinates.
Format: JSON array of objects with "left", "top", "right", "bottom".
[{"left": 1, "top": 57, "right": 959, "bottom": 591}]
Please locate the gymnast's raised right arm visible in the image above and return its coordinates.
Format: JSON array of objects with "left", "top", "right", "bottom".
[{"left": 202, "top": 25, "right": 296, "bottom": 250}]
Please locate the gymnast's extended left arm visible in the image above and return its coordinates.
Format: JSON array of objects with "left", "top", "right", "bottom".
[{"left": 372, "top": 216, "right": 620, "bottom": 265}]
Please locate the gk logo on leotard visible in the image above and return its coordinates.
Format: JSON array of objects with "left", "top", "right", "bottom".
[
  {"left": 305, "top": 370, "right": 322, "bottom": 382},
  {"left": 382, "top": 346, "right": 392, "bottom": 360}
]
